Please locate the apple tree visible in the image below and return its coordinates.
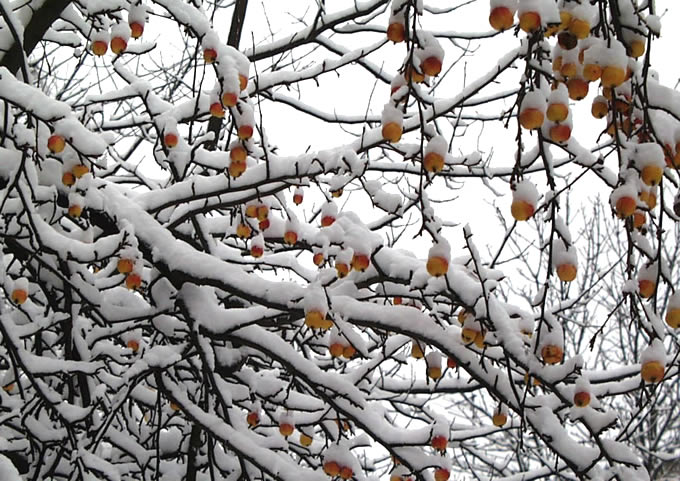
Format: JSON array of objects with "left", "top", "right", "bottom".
[{"left": 0, "top": 0, "right": 679, "bottom": 480}]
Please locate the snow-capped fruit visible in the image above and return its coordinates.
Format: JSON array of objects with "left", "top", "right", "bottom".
[
  {"left": 601, "top": 66, "right": 626, "bottom": 88},
  {"left": 293, "top": 191, "right": 303, "bottom": 205},
  {"left": 568, "top": 18, "right": 590, "bottom": 39},
  {"left": 230, "top": 145, "right": 247, "bottom": 162},
  {"left": 666, "top": 308, "right": 680, "bottom": 329},
  {"left": 11, "top": 288, "right": 27, "bottom": 305},
  {"left": 641, "top": 360, "right": 664, "bottom": 383},
  {"left": 130, "top": 21, "right": 144, "bottom": 39},
  {"left": 591, "top": 97, "right": 608, "bottom": 118},
  {"left": 632, "top": 210, "right": 646, "bottom": 230},
  {"left": 250, "top": 245, "right": 263, "bottom": 258},
  {"left": 323, "top": 461, "right": 341, "bottom": 477},
  {"left": 222, "top": 92, "right": 238, "bottom": 107},
  {"left": 431, "top": 435, "right": 447, "bottom": 451},
  {"left": 519, "top": 108, "right": 544, "bottom": 130},
  {"left": 300, "top": 433, "right": 313, "bottom": 447},
  {"left": 238, "top": 125, "right": 254, "bottom": 140},
  {"left": 256, "top": 206, "right": 268, "bottom": 221},
  {"left": 641, "top": 165, "right": 663, "bottom": 186},
  {"left": 246, "top": 411, "right": 259, "bottom": 427},
  {"left": 279, "top": 422, "right": 294, "bottom": 437},
  {"left": 62, "top": 172, "right": 75, "bottom": 186},
  {"left": 245, "top": 205, "right": 258, "bottom": 218},
  {"left": 474, "top": 331, "right": 485, "bottom": 349},
  {"left": 313, "top": 252, "right": 324, "bottom": 266},
  {"left": 111, "top": 36, "right": 127, "bottom": 54},
  {"left": 546, "top": 103, "right": 569, "bottom": 123},
  {"left": 203, "top": 48, "right": 217, "bottom": 63},
  {"left": 552, "top": 56, "right": 563, "bottom": 73},
  {"left": 126, "top": 339, "right": 140, "bottom": 353},
  {"left": 339, "top": 466, "right": 353, "bottom": 480},
  {"left": 91, "top": 40, "right": 108, "bottom": 56},
  {"left": 48, "top": 135, "right": 66, "bottom": 153},
  {"left": 615, "top": 196, "right": 636, "bottom": 218},
  {"left": 164, "top": 133, "right": 179, "bottom": 148},
  {"left": 558, "top": 31, "right": 577, "bottom": 50},
  {"left": 329, "top": 342, "right": 344, "bottom": 357},
  {"left": 583, "top": 63, "right": 602, "bottom": 82},
  {"left": 461, "top": 327, "right": 478, "bottom": 344},
  {"left": 630, "top": 40, "right": 645, "bottom": 59},
  {"left": 489, "top": 6, "right": 514, "bottom": 31},
  {"left": 2, "top": 383, "right": 14, "bottom": 393},
  {"left": 426, "top": 256, "right": 449, "bottom": 277},
  {"left": 125, "top": 273, "right": 142, "bottom": 290},
  {"left": 321, "top": 215, "right": 335, "bottom": 227},
  {"left": 68, "top": 204, "right": 83, "bottom": 218},
  {"left": 541, "top": 345, "right": 563, "bottom": 364},
  {"left": 492, "top": 412, "right": 507, "bottom": 427},
  {"left": 239, "top": 74, "right": 248, "bottom": 91},
  {"left": 336, "top": 262, "right": 350, "bottom": 278},
  {"left": 343, "top": 345, "right": 356, "bottom": 358},
  {"left": 117, "top": 258, "right": 135, "bottom": 274},
  {"left": 573, "top": 391, "right": 591, "bottom": 407},
  {"left": 257, "top": 219, "right": 269, "bottom": 233},
  {"left": 411, "top": 341, "right": 424, "bottom": 359},
  {"left": 331, "top": 188, "right": 343, "bottom": 198},
  {"left": 511, "top": 200, "right": 535, "bottom": 221},
  {"left": 351, "top": 254, "right": 370, "bottom": 272},
  {"left": 305, "top": 310, "right": 332, "bottom": 330},
  {"left": 447, "top": 357, "right": 457, "bottom": 369},
  {"left": 519, "top": 11, "right": 541, "bottom": 33},
  {"left": 236, "top": 223, "right": 252, "bottom": 239},
  {"left": 638, "top": 279, "right": 655, "bottom": 299},
  {"left": 567, "top": 78, "right": 588, "bottom": 101},
  {"left": 405, "top": 65, "right": 424, "bottom": 83},
  {"left": 560, "top": 61, "right": 578, "bottom": 78},
  {"left": 427, "top": 366, "right": 442, "bottom": 380},
  {"left": 434, "top": 467, "right": 450, "bottom": 481},
  {"left": 283, "top": 230, "right": 298, "bottom": 246},
  {"left": 387, "top": 22, "right": 405, "bottom": 43},
  {"left": 550, "top": 124, "right": 571, "bottom": 143},
  {"left": 170, "top": 402, "right": 181, "bottom": 411},
  {"left": 210, "top": 102, "right": 225, "bottom": 118},
  {"left": 424, "top": 152, "right": 445, "bottom": 173},
  {"left": 73, "top": 164, "right": 90, "bottom": 178},
  {"left": 421, "top": 56, "right": 442, "bottom": 77},
  {"left": 556, "top": 263, "right": 577, "bottom": 282},
  {"left": 641, "top": 190, "right": 657, "bottom": 210},
  {"left": 382, "top": 122, "right": 403, "bottom": 143},
  {"left": 229, "top": 160, "right": 247, "bottom": 178}
]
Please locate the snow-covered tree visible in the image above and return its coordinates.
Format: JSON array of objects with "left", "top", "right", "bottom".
[{"left": 0, "top": 1, "right": 678, "bottom": 480}]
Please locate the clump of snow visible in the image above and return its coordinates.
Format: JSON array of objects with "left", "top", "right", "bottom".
[
  {"left": 640, "top": 338, "right": 666, "bottom": 365},
  {"left": 303, "top": 285, "right": 328, "bottom": 315},
  {"left": 382, "top": 103, "right": 403, "bottom": 126},
  {"left": 426, "top": 135, "right": 447, "bottom": 157},
  {"left": 513, "top": 179, "right": 539, "bottom": 204},
  {"left": 521, "top": 90, "right": 547, "bottom": 114},
  {"left": 552, "top": 239, "right": 577, "bottom": 268},
  {"left": 634, "top": 143, "right": 664, "bottom": 170},
  {"left": 428, "top": 238, "right": 450, "bottom": 262},
  {"left": 491, "top": 0, "right": 518, "bottom": 13}
]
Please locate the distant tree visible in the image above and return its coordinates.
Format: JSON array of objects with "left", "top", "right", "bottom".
[{"left": 0, "top": 1, "right": 678, "bottom": 480}]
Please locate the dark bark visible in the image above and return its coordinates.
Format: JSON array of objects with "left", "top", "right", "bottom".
[
  {"left": 205, "top": 0, "right": 248, "bottom": 151},
  {"left": 0, "top": 0, "right": 73, "bottom": 76}
]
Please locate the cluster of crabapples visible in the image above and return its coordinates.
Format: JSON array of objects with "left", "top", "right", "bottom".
[
  {"left": 89, "top": 4, "right": 146, "bottom": 57},
  {"left": 162, "top": 31, "right": 253, "bottom": 178},
  {"left": 491, "top": 0, "right": 671, "bottom": 388},
  {"left": 382, "top": 1, "right": 448, "bottom": 174},
  {"left": 504, "top": 0, "right": 649, "bottom": 147}
]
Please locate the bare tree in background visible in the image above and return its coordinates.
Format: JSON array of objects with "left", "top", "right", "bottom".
[{"left": 0, "top": 1, "right": 678, "bottom": 480}]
